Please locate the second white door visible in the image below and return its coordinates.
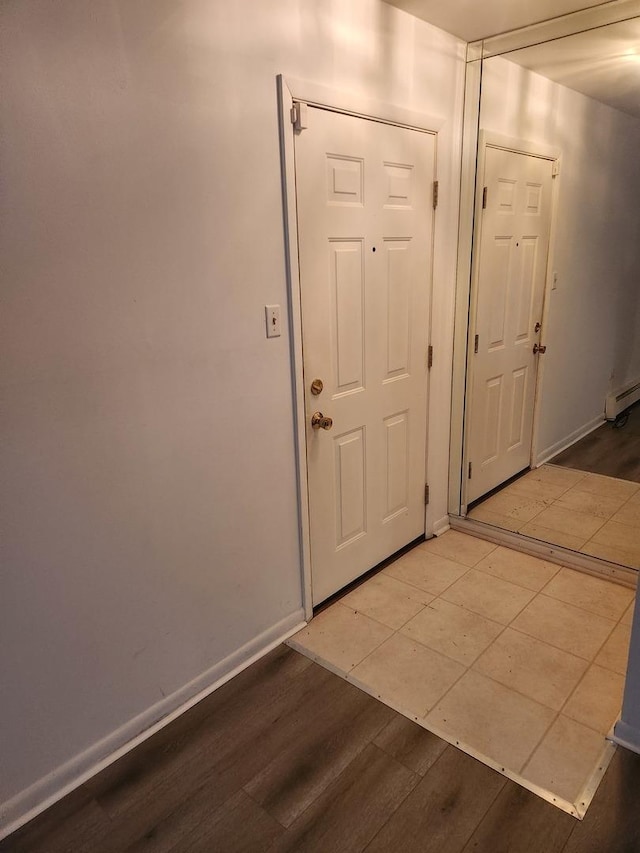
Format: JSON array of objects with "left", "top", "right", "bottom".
[
  {"left": 467, "top": 145, "right": 554, "bottom": 504},
  {"left": 295, "top": 106, "right": 436, "bottom": 605}
]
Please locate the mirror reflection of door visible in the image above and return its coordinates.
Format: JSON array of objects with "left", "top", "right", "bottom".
[
  {"left": 466, "top": 143, "right": 554, "bottom": 504},
  {"left": 460, "top": 17, "right": 640, "bottom": 572}
]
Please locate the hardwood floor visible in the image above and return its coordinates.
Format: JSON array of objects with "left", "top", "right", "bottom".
[
  {"left": 3, "top": 645, "right": 640, "bottom": 853},
  {"left": 551, "top": 405, "right": 640, "bottom": 482}
]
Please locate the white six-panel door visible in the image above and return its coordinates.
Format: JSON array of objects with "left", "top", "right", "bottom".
[
  {"left": 467, "top": 146, "right": 554, "bottom": 504},
  {"left": 295, "top": 106, "right": 435, "bottom": 605}
]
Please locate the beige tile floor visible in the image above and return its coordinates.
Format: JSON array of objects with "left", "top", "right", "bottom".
[
  {"left": 288, "top": 531, "right": 635, "bottom": 817},
  {"left": 468, "top": 465, "right": 640, "bottom": 569}
]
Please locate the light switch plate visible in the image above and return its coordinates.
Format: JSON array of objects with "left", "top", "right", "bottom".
[{"left": 265, "top": 304, "right": 281, "bottom": 338}]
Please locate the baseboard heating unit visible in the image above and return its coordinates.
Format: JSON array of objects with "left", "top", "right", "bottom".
[{"left": 606, "top": 379, "right": 640, "bottom": 420}]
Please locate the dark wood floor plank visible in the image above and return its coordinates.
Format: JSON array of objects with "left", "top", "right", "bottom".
[
  {"left": 92, "top": 648, "right": 332, "bottom": 834},
  {"left": 106, "top": 661, "right": 366, "bottom": 849},
  {"left": 364, "top": 745, "right": 506, "bottom": 853},
  {"left": 0, "top": 785, "right": 97, "bottom": 853},
  {"left": 460, "top": 780, "right": 575, "bottom": 853},
  {"left": 551, "top": 405, "right": 640, "bottom": 483},
  {"left": 0, "top": 800, "right": 112, "bottom": 853},
  {"left": 208, "top": 663, "right": 368, "bottom": 807},
  {"left": 244, "top": 679, "right": 393, "bottom": 827},
  {"left": 93, "top": 655, "right": 335, "bottom": 845},
  {"left": 121, "top": 774, "right": 239, "bottom": 853},
  {"left": 88, "top": 644, "right": 312, "bottom": 801},
  {"left": 562, "top": 746, "right": 640, "bottom": 853},
  {"left": 266, "top": 743, "right": 419, "bottom": 853},
  {"left": 373, "top": 714, "right": 448, "bottom": 777},
  {"left": 3, "top": 646, "right": 636, "bottom": 853},
  {"left": 172, "top": 790, "right": 282, "bottom": 853}
]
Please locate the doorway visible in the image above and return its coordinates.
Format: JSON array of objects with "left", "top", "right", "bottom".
[
  {"left": 465, "top": 140, "right": 556, "bottom": 505},
  {"left": 292, "top": 104, "right": 436, "bottom": 606}
]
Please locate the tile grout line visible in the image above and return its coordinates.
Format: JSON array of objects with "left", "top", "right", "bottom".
[
  {"left": 289, "top": 615, "right": 587, "bottom": 818},
  {"left": 292, "top": 640, "right": 583, "bottom": 819},
  {"left": 525, "top": 586, "right": 629, "bottom": 627},
  {"left": 346, "top": 560, "right": 629, "bottom": 687},
  {"left": 313, "top": 538, "right": 504, "bottom": 675},
  {"left": 415, "top": 586, "right": 520, "bottom": 728},
  {"left": 444, "top": 561, "right": 630, "bottom": 737},
  {"left": 465, "top": 581, "right": 608, "bottom": 731},
  {"left": 555, "top": 663, "right": 623, "bottom": 738},
  {"left": 472, "top": 556, "right": 561, "bottom": 593},
  {"left": 483, "top": 563, "right": 628, "bottom": 700},
  {"left": 290, "top": 533, "right": 633, "bottom": 816},
  {"left": 474, "top": 463, "right": 640, "bottom": 568},
  {"left": 452, "top": 565, "right": 629, "bottom": 740},
  {"left": 316, "top": 548, "right": 630, "bottom": 678}
]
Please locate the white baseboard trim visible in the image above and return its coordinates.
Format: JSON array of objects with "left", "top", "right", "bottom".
[
  {"left": 612, "top": 720, "right": 640, "bottom": 755},
  {"left": 432, "top": 515, "right": 451, "bottom": 537},
  {"left": 535, "top": 415, "right": 604, "bottom": 467},
  {"left": 0, "top": 609, "right": 306, "bottom": 842}
]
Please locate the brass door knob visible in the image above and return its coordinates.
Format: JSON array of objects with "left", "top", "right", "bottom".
[
  {"left": 533, "top": 343, "right": 547, "bottom": 354},
  {"left": 311, "top": 411, "right": 333, "bottom": 430}
]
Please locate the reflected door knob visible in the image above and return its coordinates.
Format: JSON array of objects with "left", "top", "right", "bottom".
[{"left": 311, "top": 411, "right": 333, "bottom": 430}]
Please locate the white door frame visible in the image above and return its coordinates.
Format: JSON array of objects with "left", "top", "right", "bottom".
[
  {"left": 277, "top": 74, "right": 444, "bottom": 619},
  {"left": 461, "top": 130, "right": 561, "bottom": 512}
]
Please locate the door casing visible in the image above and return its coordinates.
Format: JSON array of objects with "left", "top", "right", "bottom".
[{"left": 277, "top": 75, "right": 445, "bottom": 619}]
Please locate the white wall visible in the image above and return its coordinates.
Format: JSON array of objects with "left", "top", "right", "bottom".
[
  {"left": 480, "top": 56, "right": 640, "bottom": 460},
  {"left": 0, "top": 0, "right": 464, "bottom": 834}
]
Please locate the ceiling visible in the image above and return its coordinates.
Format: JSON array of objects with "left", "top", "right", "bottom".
[
  {"left": 386, "top": 0, "right": 640, "bottom": 120},
  {"left": 506, "top": 17, "right": 640, "bottom": 119},
  {"left": 384, "top": 0, "right": 610, "bottom": 42}
]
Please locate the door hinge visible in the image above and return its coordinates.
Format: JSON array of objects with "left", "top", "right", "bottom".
[
  {"left": 552, "top": 160, "right": 560, "bottom": 177},
  {"left": 424, "top": 483, "right": 430, "bottom": 505},
  {"left": 432, "top": 180, "right": 439, "bottom": 209},
  {"left": 427, "top": 344, "right": 433, "bottom": 369},
  {"left": 474, "top": 334, "right": 479, "bottom": 354},
  {"left": 482, "top": 186, "right": 488, "bottom": 209},
  {"left": 468, "top": 461, "right": 473, "bottom": 479},
  {"left": 290, "top": 101, "right": 308, "bottom": 132}
]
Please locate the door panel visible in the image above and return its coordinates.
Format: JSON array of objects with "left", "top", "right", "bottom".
[
  {"left": 295, "top": 106, "right": 435, "bottom": 605},
  {"left": 334, "top": 428, "right": 366, "bottom": 547},
  {"left": 331, "top": 240, "right": 364, "bottom": 392},
  {"left": 384, "top": 240, "right": 411, "bottom": 378},
  {"left": 467, "top": 146, "right": 553, "bottom": 503}
]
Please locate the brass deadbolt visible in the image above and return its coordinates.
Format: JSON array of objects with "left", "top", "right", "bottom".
[{"left": 310, "top": 378, "right": 324, "bottom": 396}]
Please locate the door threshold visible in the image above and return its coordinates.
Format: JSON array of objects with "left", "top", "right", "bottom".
[
  {"left": 313, "top": 534, "right": 428, "bottom": 617},
  {"left": 449, "top": 515, "right": 637, "bottom": 589},
  {"left": 466, "top": 465, "right": 530, "bottom": 513}
]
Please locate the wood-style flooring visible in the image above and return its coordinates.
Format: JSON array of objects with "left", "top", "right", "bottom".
[
  {"left": 3, "top": 644, "right": 640, "bottom": 853},
  {"left": 551, "top": 405, "right": 640, "bottom": 483}
]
